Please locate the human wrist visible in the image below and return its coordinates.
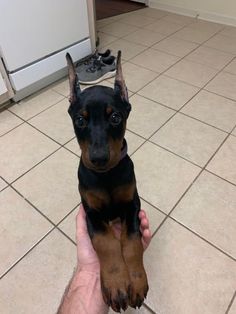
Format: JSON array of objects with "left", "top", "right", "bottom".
[{"left": 77, "top": 261, "right": 100, "bottom": 274}]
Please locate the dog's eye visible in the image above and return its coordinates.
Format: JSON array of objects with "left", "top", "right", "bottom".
[
  {"left": 75, "top": 116, "right": 87, "bottom": 128},
  {"left": 109, "top": 112, "right": 122, "bottom": 126}
]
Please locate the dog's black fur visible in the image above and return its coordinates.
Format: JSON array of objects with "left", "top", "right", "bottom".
[{"left": 66, "top": 51, "right": 148, "bottom": 312}]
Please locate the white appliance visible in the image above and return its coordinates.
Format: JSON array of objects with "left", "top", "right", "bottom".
[{"left": 0, "top": 0, "right": 92, "bottom": 100}]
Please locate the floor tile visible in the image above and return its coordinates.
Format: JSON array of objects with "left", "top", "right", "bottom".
[
  {"left": 97, "top": 31, "right": 119, "bottom": 48},
  {"left": 0, "top": 123, "right": 59, "bottom": 182},
  {"left": 173, "top": 27, "right": 217, "bottom": 44},
  {"left": 0, "top": 187, "right": 52, "bottom": 276},
  {"left": 219, "top": 25, "right": 236, "bottom": 38},
  {"left": 28, "top": 98, "right": 74, "bottom": 145},
  {"left": 119, "top": 14, "right": 156, "bottom": 27},
  {"left": 123, "top": 29, "right": 166, "bottom": 47},
  {"left": 109, "top": 62, "right": 158, "bottom": 92},
  {"left": 144, "top": 20, "right": 183, "bottom": 36},
  {"left": 165, "top": 59, "right": 218, "bottom": 87},
  {"left": 132, "top": 142, "right": 200, "bottom": 213},
  {"left": 205, "top": 71, "right": 236, "bottom": 100},
  {"left": 109, "top": 305, "right": 152, "bottom": 314},
  {"left": 188, "top": 19, "right": 224, "bottom": 33},
  {"left": 128, "top": 94, "right": 175, "bottom": 138},
  {"left": 204, "top": 34, "right": 236, "bottom": 54},
  {"left": 229, "top": 298, "right": 236, "bottom": 314},
  {"left": 51, "top": 78, "right": 69, "bottom": 97},
  {"left": 0, "top": 230, "right": 76, "bottom": 314},
  {"left": 144, "top": 219, "right": 236, "bottom": 314},
  {"left": 138, "top": 75, "right": 199, "bottom": 110},
  {"left": 125, "top": 130, "right": 145, "bottom": 155},
  {"left": 0, "top": 177, "right": 7, "bottom": 191},
  {"left": 140, "top": 199, "right": 166, "bottom": 234},
  {"left": 101, "top": 39, "right": 146, "bottom": 60},
  {"left": 9, "top": 88, "right": 64, "bottom": 120},
  {"left": 64, "top": 138, "right": 81, "bottom": 156},
  {"left": 130, "top": 48, "right": 179, "bottom": 73},
  {"left": 181, "top": 90, "right": 236, "bottom": 132},
  {"left": 58, "top": 207, "right": 79, "bottom": 243},
  {"left": 186, "top": 46, "right": 234, "bottom": 70},
  {"left": 97, "top": 18, "right": 114, "bottom": 29},
  {"left": 224, "top": 58, "right": 236, "bottom": 75},
  {"left": 161, "top": 13, "right": 195, "bottom": 26},
  {"left": 172, "top": 171, "right": 236, "bottom": 258},
  {"left": 207, "top": 135, "right": 236, "bottom": 184},
  {"left": 152, "top": 36, "right": 198, "bottom": 57},
  {"left": 13, "top": 148, "right": 80, "bottom": 223},
  {"left": 97, "top": 16, "right": 121, "bottom": 29},
  {"left": 99, "top": 21, "right": 138, "bottom": 38},
  {"left": 96, "top": 80, "right": 114, "bottom": 89},
  {"left": 151, "top": 113, "right": 226, "bottom": 166},
  {"left": 0, "top": 110, "right": 23, "bottom": 136}
]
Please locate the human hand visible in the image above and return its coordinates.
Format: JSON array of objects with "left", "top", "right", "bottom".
[{"left": 76, "top": 205, "right": 152, "bottom": 272}]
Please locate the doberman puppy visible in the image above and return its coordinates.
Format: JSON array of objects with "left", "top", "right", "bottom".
[{"left": 66, "top": 51, "right": 148, "bottom": 312}]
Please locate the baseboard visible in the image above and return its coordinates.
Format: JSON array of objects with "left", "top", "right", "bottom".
[{"left": 149, "top": 1, "right": 236, "bottom": 26}]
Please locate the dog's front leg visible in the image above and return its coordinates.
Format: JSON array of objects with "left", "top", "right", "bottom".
[
  {"left": 120, "top": 192, "right": 149, "bottom": 309},
  {"left": 85, "top": 208, "right": 131, "bottom": 312}
]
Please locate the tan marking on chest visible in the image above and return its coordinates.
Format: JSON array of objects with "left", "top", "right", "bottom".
[
  {"left": 80, "top": 188, "right": 110, "bottom": 210},
  {"left": 112, "top": 182, "right": 135, "bottom": 203}
]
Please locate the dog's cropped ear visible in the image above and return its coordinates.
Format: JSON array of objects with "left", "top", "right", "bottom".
[
  {"left": 66, "top": 53, "right": 81, "bottom": 103},
  {"left": 114, "top": 51, "right": 129, "bottom": 103}
]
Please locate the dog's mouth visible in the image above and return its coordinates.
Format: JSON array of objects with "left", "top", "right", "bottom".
[
  {"left": 87, "top": 161, "right": 116, "bottom": 173},
  {"left": 91, "top": 166, "right": 110, "bottom": 173}
]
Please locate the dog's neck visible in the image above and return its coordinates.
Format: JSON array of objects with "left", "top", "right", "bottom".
[{"left": 120, "top": 139, "right": 128, "bottom": 160}]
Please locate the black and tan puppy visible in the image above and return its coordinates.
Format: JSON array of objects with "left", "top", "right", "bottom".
[{"left": 66, "top": 51, "right": 148, "bottom": 312}]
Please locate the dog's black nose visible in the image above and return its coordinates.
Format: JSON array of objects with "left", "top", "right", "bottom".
[{"left": 90, "top": 151, "right": 109, "bottom": 167}]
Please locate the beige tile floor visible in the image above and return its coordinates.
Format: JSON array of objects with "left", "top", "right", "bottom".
[{"left": 0, "top": 7, "right": 236, "bottom": 314}]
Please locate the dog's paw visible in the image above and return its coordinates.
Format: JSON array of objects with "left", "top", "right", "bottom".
[
  {"left": 101, "top": 268, "right": 131, "bottom": 312},
  {"left": 129, "top": 268, "right": 149, "bottom": 309}
]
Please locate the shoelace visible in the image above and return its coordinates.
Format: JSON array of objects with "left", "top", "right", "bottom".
[{"left": 86, "top": 57, "right": 103, "bottom": 73}]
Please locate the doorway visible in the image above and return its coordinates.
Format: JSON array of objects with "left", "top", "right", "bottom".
[{"left": 96, "top": 0, "right": 146, "bottom": 20}]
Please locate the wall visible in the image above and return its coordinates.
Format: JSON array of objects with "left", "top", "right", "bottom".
[{"left": 149, "top": 0, "right": 236, "bottom": 26}]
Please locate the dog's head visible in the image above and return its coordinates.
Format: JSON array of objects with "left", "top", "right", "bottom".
[{"left": 66, "top": 51, "right": 131, "bottom": 172}]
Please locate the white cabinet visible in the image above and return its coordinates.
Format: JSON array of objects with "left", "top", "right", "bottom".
[{"left": 0, "top": 0, "right": 92, "bottom": 100}]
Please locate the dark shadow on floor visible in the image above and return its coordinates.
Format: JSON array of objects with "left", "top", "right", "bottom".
[{"left": 96, "top": 0, "right": 145, "bottom": 20}]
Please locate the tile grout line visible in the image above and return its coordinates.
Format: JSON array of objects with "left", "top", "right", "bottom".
[
  {"left": 5, "top": 93, "right": 66, "bottom": 128},
  {"left": 170, "top": 217, "right": 236, "bottom": 261},
  {"left": 0, "top": 227, "right": 56, "bottom": 281},
  {"left": 225, "top": 290, "right": 236, "bottom": 314},
  {"left": 205, "top": 169, "right": 236, "bottom": 187},
  {"left": 128, "top": 29, "right": 236, "bottom": 165},
  {"left": 0, "top": 187, "right": 81, "bottom": 280},
  {"left": 0, "top": 5, "right": 235, "bottom": 264},
  {"left": 9, "top": 185, "right": 58, "bottom": 226},
  {"left": 110, "top": 23, "right": 233, "bottom": 162},
  {"left": 0, "top": 11, "right": 234, "bottom": 313},
  {"left": 1, "top": 93, "right": 67, "bottom": 138},
  {"left": 55, "top": 226, "right": 76, "bottom": 246},
  {"left": 151, "top": 126, "right": 234, "bottom": 261},
  {"left": 128, "top": 28, "right": 236, "bottom": 257},
  {"left": 143, "top": 302, "right": 157, "bottom": 314},
  {"left": 8, "top": 145, "right": 62, "bottom": 186},
  {"left": 55, "top": 203, "right": 81, "bottom": 227}
]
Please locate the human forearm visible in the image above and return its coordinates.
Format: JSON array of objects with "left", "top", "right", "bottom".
[{"left": 57, "top": 267, "right": 108, "bottom": 314}]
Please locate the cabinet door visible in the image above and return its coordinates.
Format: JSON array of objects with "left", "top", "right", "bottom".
[{"left": 0, "top": 0, "right": 90, "bottom": 71}]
